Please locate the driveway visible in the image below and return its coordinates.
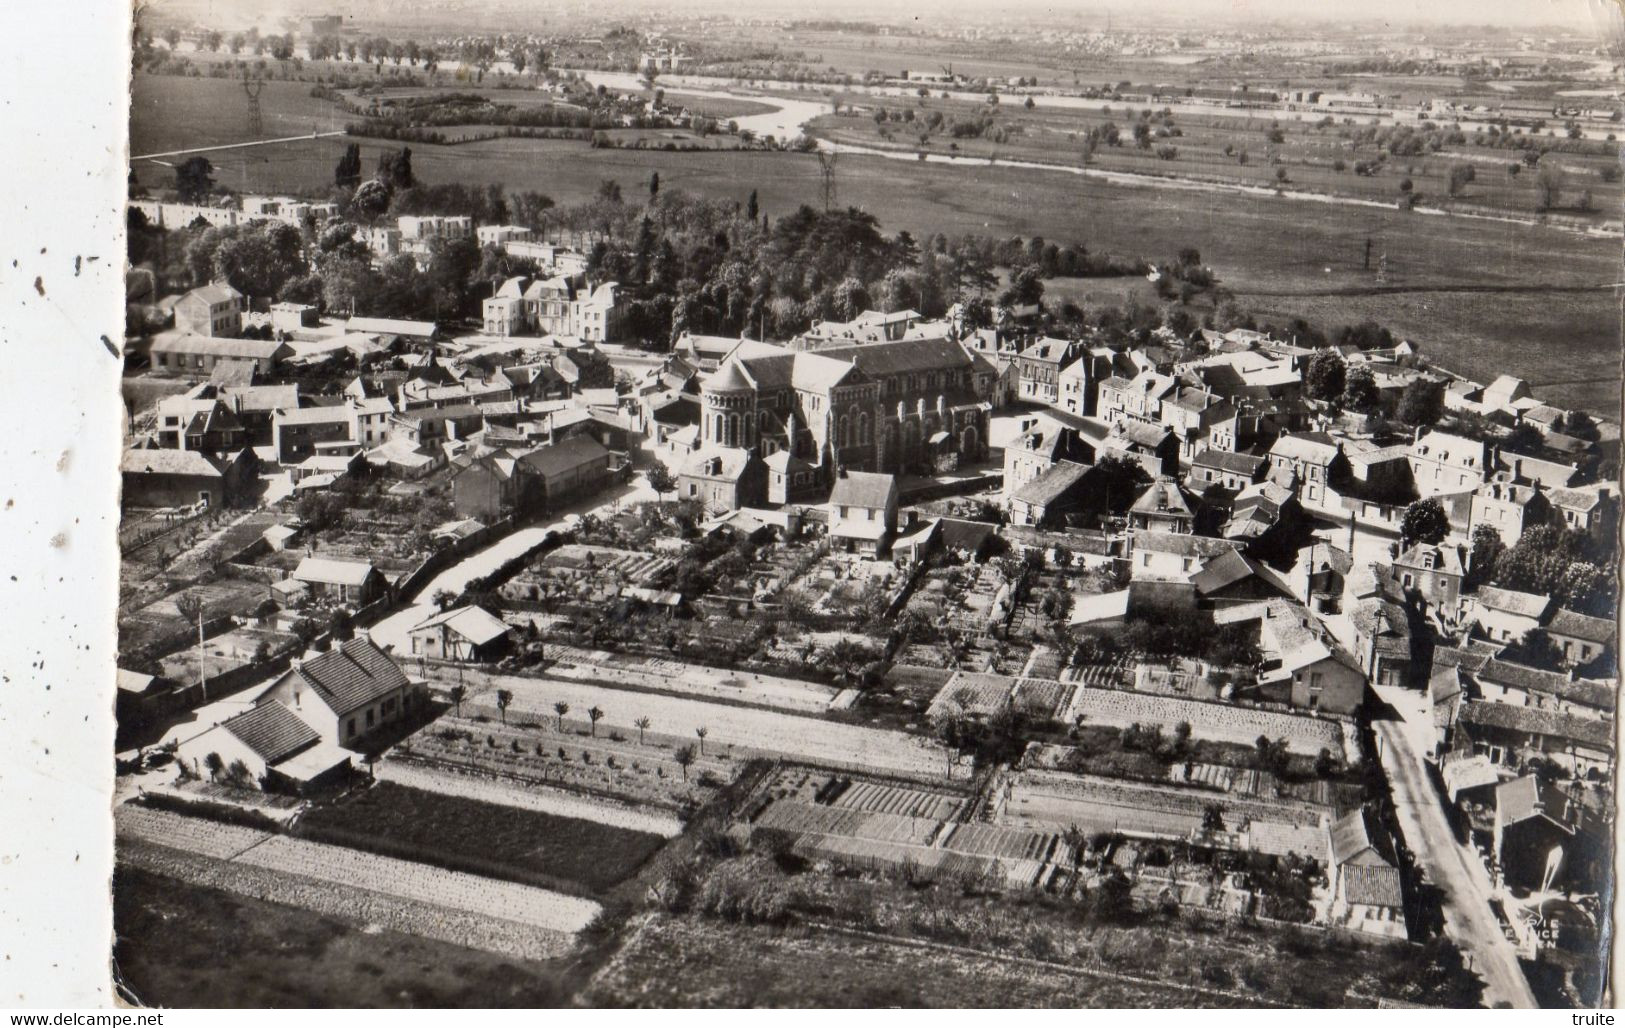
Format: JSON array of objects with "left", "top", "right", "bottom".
[{"left": 1370, "top": 682, "right": 1537, "bottom": 1008}]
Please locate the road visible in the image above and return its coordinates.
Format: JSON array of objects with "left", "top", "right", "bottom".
[
  {"left": 1370, "top": 682, "right": 1538, "bottom": 1009},
  {"left": 131, "top": 131, "right": 347, "bottom": 162}
]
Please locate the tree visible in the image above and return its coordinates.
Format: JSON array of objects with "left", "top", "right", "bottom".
[
  {"left": 203, "top": 752, "right": 224, "bottom": 782},
  {"left": 328, "top": 607, "right": 353, "bottom": 642},
  {"left": 174, "top": 157, "right": 215, "bottom": 203},
  {"left": 496, "top": 688, "right": 513, "bottom": 724},
  {"left": 553, "top": 701, "right": 570, "bottom": 731},
  {"left": 1397, "top": 378, "right": 1444, "bottom": 428},
  {"left": 449, "top": 684, "right": 467, "bottom": 717},
  {"left": 1305, "top": 348, "right": 1346, "bottom": 402},
  {"left": 745, "top": 189, "right": 759, "bottom": 222},
  {"left": 649, "top": 171, "right": 660, "bottom": 200},
  {"left": 1401, "top": 497, "right": 1449, "bottom": 546},
  {"left": 646, "top": 464, "right": 677, "bottom": 500},
  {"left": 1535, "top": 161, "right": 1564, "bottom": 211},
  {"left": 431, "top": 588, "right": 456, "bottom": 611},
  {"left": 674, "top": 743, "right": 696, "bottom": 781},
  {"left": 335, "top": 143, "right": 363, "bottom": 189},
  {"left": 634, "top": 716, "right": 652, "bottom": 745},
  {"left": 1466, "top": 523, "right": 1504, "bottom": 589},
  {"left": 174, "top": 591, "right": 204, "bottom": 628},
  {"left": 1202, "top": 803, "right": 1225, "bottom": 835},
  {"left": 695, "top": 726, "right": 708, "bottom": 756},
  {"left": 588, "top": 705, "right": 605, "bottom": 737},
  {"left": 1341, "top": 364, "right": 1379, "bottom": 412},
  {"left": 1447, "top": 163, "right": 1476, "bottom": 197}
]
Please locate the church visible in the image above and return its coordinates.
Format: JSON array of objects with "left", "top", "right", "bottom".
[{"left": 695, "top": 335, "right": 995, "bottom": 485}]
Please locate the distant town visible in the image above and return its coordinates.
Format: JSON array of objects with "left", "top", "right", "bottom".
[{"left": 113, "top": 0, "right": 1617, "bottom": 1011}]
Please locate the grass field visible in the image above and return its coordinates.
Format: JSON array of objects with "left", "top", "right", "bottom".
[
  {"left": 130, "top": 72, "right": 1621, "bottom": 414},
  {"left": 113, "top": 864, "right": 579, "bottom": 1007},
  {"left": 294, "top": 782, "right": 666, "bottom": 894},
  {"left": 582, "top": 913, "right": 1244, "bottom": 1007},
  {"left": 130, "top": 75, "right": 345, "bottom": 155},
  {"left": 808, "top": 93, "right": 1622, "bottom": 221}
]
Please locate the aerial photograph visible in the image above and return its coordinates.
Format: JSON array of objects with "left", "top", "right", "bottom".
[{"left": 113, "top": 0, "right": 1618, "bottom": 1008}]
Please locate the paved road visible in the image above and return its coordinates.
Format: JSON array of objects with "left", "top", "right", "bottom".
[{"left": 1371, "top": 683, "right": 1537, "bottom": 1009}]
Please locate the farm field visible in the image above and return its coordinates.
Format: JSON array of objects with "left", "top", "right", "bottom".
[
  {"left": 1057, "top": 686, "right": 1347, "bottom": 757},
  {"left": 295, "top": 781, "right": 666, "bottom": 894},
  {"left": 444, "top": 668, "right": 953, "bottom": 778},
  {"left": 116, "top": 805, "right": 602, "bottom": 942},
  {"left": 130, "top": 74, "right": 344, "bottom": 155},
  {"left": 581, "top": 912, "right": 1242, "bottom": 1008},
  {"left": 129, "top": 74, "right": 1621, "bottom": 413},
  {"left": 113, "top": 864, "right": 580, "bottom": 1008},
  {"left": 375, "top": 759, "right": 685, "bottom": 837}
]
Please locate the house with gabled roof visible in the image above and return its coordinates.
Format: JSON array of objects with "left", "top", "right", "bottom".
[
  {"left": 176, "top": 701, "right": 353, "bottom": 791},
  {"left": 1128, "top": 476, "right": 1194, "bottom": 534},
  {"left": 1450, "top": 700, "right": 1613, "bottom": 777},
  {"left": 1188, "top": 447, "right": 1266, "bottom": 494},
  {"left": 173, "top": 281, "right": 243, "bottom": 337},
  {"left": 257, "top": 636, "right": 423, "bottom": 750},
  {"left": 291, "top": 557, "right": 386, "bottom": 606},
  {"left": 1325, "top": 807, "right": 1406, "bottom": 937},
  {"left": 121, "top": 446, "right": 259, "bottom": 509},
  {"left": 1544, "top": 608, "right": 1615, "bottom": 671},
  {"left": 1010, "top": 461, "right": 1097, "bottom": 529},
  {"left": 828, "top": 470, "right": 900, "bottom": 555},
  {"left": 408, "top": 605, "right": 512, "bottom": 663},
  {"left": 679, "top": 446, "right": 767, "bottom": 515},
  {"left": 1267, "top": 432, "right": 1347, "bottom": 505},
  {"left": 1467, "top": 586, "right": 1552, "bottom": 646},
  {"left": 1409, "top": 429, "right": 1489, "bottom": 497},
  {"left": 1392, "top": 542, "right": 1467, "bottom": 615}
]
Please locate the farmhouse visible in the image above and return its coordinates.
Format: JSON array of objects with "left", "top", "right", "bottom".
[
  {"left": 257, "top": 636, "right": 423, "bottom": 750},
  {"left": 176, "top": 701, "right": 352, "bottom": 791}
]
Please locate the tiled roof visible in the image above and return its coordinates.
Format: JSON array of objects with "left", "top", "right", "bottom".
[
  {"left": 1546, "top": 608, "right": 1614, "bottom": 645},
  {"left": 1478, "top": 659, "right": 1614, "bottom": 712},
  {"left": 1342, "top": 863, "right": 1403, "bottom": 908},
  {"left": 150, "top": 335, "right": 287, "bottom": 360},
  {"left": 1474, "top": 586, "right": 1551, "bottom": 620},
  {"left": 1012, "top": 461, "right": 1093, "bottom": 507},
  {"left": 1192, "top": 448, "right": 1265, "bottom": 476},
  {"left": 224, "top": 702, "right": 319, "bottom": 763},
  {"left": 1329, "top": 807, "right": 1390, "bottom": 866},
  {"left": 1457, "top": 700, "right": 1613, "bottom": 749},
  {"left": 520, "top": 435, "right": 610, "bottom": 479},
  {"left": 121, "top": 448, "right": 228, "bottom": 477},
  {"left": 829, "top": 470, "right": 898, "bottom": 510},
  {"left": 291, "top": 637, "right": 411, "bottom": 716}
]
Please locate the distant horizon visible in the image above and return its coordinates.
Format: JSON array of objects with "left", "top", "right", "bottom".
[{"left": 145, "top": 0, "right": 1622, "bottom": 34}]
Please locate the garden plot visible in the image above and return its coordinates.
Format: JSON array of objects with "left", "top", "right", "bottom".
[
  {"left": 376, "top": 759, "right": 684, "bottom": 837},
  {"left": 754, "top": 800, "right": 945, "bottom": 847},
  {"left": 1001, "top": 770, "right": 1331, "bottom": 860},
  {"left": 1023, "top": 645, "right": 1068, "bottom": 680},
  {"left": 830, "top": 779, "right": 965, "bottom": 821},
  {"left": 541, "top": 544, "right": 676, "bottom": 585},
  {"left": 448, "top": 669, "right": 953, "bottom": 779},
  {"left": 925, "top": 671, "right": 1017, "bottom": 720},
  {"left": 1060, "top": 686, "right": 1344, "bottom": 758},
  {"left": 399, "top": 716, "right": 732, "bottom": 809},
  {"left": 116, "top": 804, "right": 601, "bottom": 941},
  {"left": 1061, "top": 660, "right": 1136, "bottom": 689},
  {"left": 1012, "top": 677, "right": 1074, "bottom": 720},
  {"left": 544, "top": 643, "right": 841, "bottom": 714}
]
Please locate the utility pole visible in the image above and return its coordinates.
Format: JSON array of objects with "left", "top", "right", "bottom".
[
  {"left": 816, "top": 150, "right": 839, "bottom": 212},
  {"left": 197, "top": 605, "right": 208, "bottom": 702},
  {"left": 243, "top": 70, "right": 264, "bottom": 138}
]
